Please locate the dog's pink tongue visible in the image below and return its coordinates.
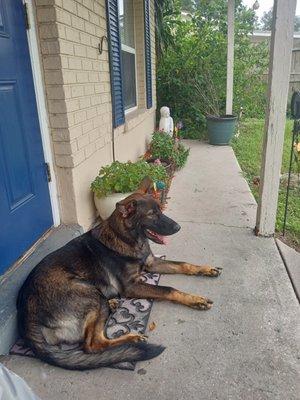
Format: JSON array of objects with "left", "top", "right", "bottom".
[{"left": 161, "top": 235, "right": 168, "bottom": 245}]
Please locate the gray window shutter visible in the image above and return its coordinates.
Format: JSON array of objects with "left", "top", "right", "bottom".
[
  {"left": 144, "top": 0, "right": 152, "bottom": 109},
  {"left": 106, "top": 0, "right": 125, "bottom": 127}
]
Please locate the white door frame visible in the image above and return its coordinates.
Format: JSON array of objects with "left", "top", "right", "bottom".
[{"left": 23, "top": 0, "right": 60, "bottom": 226}]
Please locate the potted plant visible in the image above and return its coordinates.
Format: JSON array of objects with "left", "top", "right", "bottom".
[
  {"left": 193, "top": 70, "right": 237, "bottom": 145},
  {"left": 205, "top": 115, "right": 237, "bottom": 146},
  {"left": 91, "top": 161, "right": 168, "bottom": 219},
  {"left": 147, "top": 131, "right": 190, "bottom": 172}
]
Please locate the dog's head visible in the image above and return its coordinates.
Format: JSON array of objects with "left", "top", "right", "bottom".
[{"left": 115, "top": 177, "right": 181, "bottom": 245}]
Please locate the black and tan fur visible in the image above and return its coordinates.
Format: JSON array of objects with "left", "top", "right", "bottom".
[{"left": 17, "top": 178, "right": 221, "bottom": 370}]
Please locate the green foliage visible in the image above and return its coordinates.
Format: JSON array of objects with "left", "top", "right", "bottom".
[
  {"left": 154, "top": 0, "right": 181, "bottom": 58},
  {"left": 180, "top": 0, "right": 195, "bottom": 12},
  {"left": 150, "top": 132, "right": 175, "bottom": 160},
  {"left": 295, "top": 16, "right": 300, "bottom": 32},
  {"left": 150, "top": 132, "right": 190, "bottom": 169},
  {"left": 174, "top": 143, "right": 190, "bottom": 168},
  {"left": 260, "top": 9, "right": 272, "bottom": 30},
  {"left": 157, "top": 0, "right": 269, "bottom": 132},
  {"left": 232, "top": 119, "right": 300, "bottom": 248},
  {"left": 178, "top": 128, "right": 205, "bottom": 140},
  {"left": 91, "top": 161, "right": 168, "bottom": 198},
  {"left": 260, "top": 7, "right": 300, "bottom": 32}
]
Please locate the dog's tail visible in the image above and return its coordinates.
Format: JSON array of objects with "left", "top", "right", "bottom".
[{"left": 33, "top": 341, "right": 165, "bottom": 371}]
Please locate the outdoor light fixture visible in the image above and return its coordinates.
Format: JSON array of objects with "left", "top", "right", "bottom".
[
  {"left": 98, "top": 35, "right": 108, "bottom": 55},
  {"left": 252, "top": 1, "right": 259, "bottom": 10}
]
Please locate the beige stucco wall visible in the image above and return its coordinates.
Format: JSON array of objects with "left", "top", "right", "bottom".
[{"left": 34, "top": 0, "right": 156, "bottom": 229}]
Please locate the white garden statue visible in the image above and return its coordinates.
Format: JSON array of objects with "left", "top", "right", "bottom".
[{"left": 159, "top": 106, "right": 174, "bottom": 136}]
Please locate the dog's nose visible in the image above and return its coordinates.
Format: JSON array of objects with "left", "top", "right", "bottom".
[{"left": 173, "top": 223, "right": 181, "bottom": 233}]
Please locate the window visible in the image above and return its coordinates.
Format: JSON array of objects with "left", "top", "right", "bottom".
[{"left": 118, "top": 0, "right": 137, "bottom": 112}]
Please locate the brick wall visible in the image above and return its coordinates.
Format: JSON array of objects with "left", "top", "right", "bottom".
[
  {"left": 35, "top": 0, "right": 156, "bottom": 228},
  {"left": 37, "top": 0, "right": 111, "bottom": 168}
]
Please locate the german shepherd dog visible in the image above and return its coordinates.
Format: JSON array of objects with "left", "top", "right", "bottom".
[{"left": 17, "top": 178, "right": 221, "bottom": 370}]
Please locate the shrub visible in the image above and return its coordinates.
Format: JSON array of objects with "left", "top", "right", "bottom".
[
  {"left": 174, "top": 143, "right": 190, "bottom": 169},
  {"left": 150, "top": 131, "right": 175, "bottom": 161},
  {"left": 91, "top": 161, "right": 168, "bottom": 198},
  {"left": 149, "top": 131, "right": 190, "bottom": 169},
  {"left": 156, "top": 0, "right": 269, "bottom": 133}
]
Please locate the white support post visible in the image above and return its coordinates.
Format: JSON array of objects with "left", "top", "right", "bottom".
[
  {"left": 255, "top": 0, "right": 296, "bottom": 237},
  {"left": 226, "top": 0, "right": 235, "bottom": 115}
]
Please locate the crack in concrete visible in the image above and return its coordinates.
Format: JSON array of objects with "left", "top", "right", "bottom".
[{"left": 177, "top": 219, "right": 255, "bottom": 230}]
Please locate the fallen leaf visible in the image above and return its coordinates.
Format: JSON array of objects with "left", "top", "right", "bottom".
[
  {"left": 137, "top": 368, "right": 147, "bottom": 375},
  {"left": 149, "top": 321, "right": 157, "bottom": 331}
]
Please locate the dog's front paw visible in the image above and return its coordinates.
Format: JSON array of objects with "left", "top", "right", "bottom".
[
  {"left": 197, "top": 265, "right": 222, "bottom": 277},
  {"left": 189, "top": 295, "right": 213, "bottom": 310}
]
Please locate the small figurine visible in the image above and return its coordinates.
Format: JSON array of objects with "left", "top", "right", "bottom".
[
  {"left": 159, "top": 106, "right": 174, "bottom": 136},
  {"left": 176, "top": 120, "right": 184, "bottom": 130}
]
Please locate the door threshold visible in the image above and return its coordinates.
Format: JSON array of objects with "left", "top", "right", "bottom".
[
  {"left": 0, "top": 228, "right": 53, "bottom": 285},
  {"left": 0, "top": 224, "right": 83, "bottom": 354}
]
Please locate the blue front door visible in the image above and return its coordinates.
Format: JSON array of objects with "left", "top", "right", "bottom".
[{"left": 0, "top": 0, "right": 53, "bottom": 274}]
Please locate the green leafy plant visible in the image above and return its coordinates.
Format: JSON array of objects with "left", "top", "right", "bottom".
[
  {"left": 177, "top": 127, "right": 205, "bottom": 140},
  {"left": 150, "top": 131, "right": 190, "bottom": 169},
  {"left": 173, "top": 142, "right": 190, "bottom": 169},
  {"left": 156, "top": 0, "right": 269, "bottom": 133},
  {"left": 150, "top": 131, "right": 175, "bottom": 160},
  {"left": 232, "top": 119, "right": 300, "bottom": 250},
  {"left": 154, "top": 0, "right": 181, "bottom": 58},
  {"left": 91, "top": 161, "right": 168, "bottom": 198}
]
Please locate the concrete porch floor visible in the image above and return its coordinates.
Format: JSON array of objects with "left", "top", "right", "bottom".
[{"left": 1, "top": 141, "right": 299, "bottom": 400}]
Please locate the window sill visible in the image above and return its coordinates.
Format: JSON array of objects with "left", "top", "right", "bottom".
[
  {"left": 125, "top": 107, "right": 154, "bottom": 131},
  {"left": 126, "top": 107, "right": 146, "bottom": 121},
  {"left": 114, "top": 107, "right": 155, "bottom": 138},
  {"left": 125, "top": 106, "right": 139, "bottom": 116}
]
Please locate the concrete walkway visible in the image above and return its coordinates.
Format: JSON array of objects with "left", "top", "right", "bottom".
[
  {"left": 1, "top": 141, "right": 299, "bottom": 400},
  {"left": 276, "top": 238, "right": 300, "bottom": 302}
]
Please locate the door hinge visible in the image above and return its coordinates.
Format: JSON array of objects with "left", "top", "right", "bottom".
[
  {"left": 23, "top": 3, "right": 30, "bottom": 30},
  {"left": 45, "top": 162, "right": 52, "bottom": 182}
]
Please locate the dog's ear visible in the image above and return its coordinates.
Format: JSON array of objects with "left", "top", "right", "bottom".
[
  {"left": 136, "top": 176, "right": 153, "bottom": 194},
  {"left": 116, "top": 199, "right": 137, "bottom": 218}
]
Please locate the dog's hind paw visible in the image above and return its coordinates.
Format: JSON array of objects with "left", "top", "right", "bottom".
[
  {"left": 207, "top": 267, "right": 222, "bottom": 277},
  {"left": 127, "top": 333, "right": 148, "bottom": 343},
  {"left": 108, "top": 298, "right": 120, "bottom": 311}
]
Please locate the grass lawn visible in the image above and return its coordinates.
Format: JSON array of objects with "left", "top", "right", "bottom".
[{"left": 232, "top": 118, "right": 300, "bottom": 251}]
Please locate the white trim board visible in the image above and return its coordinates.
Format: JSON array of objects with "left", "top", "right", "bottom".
[{"left": 24, "top": 0, "right": 60, "bottom": 226}]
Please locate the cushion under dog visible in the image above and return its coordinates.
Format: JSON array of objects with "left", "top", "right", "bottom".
[{"left": 10, "top": 272, "right": 160, "bottom": 371}]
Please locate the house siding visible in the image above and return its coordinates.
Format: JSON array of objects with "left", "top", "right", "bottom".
[{"left": 34, "top": 0, "right": 156, "bottom": 229}]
